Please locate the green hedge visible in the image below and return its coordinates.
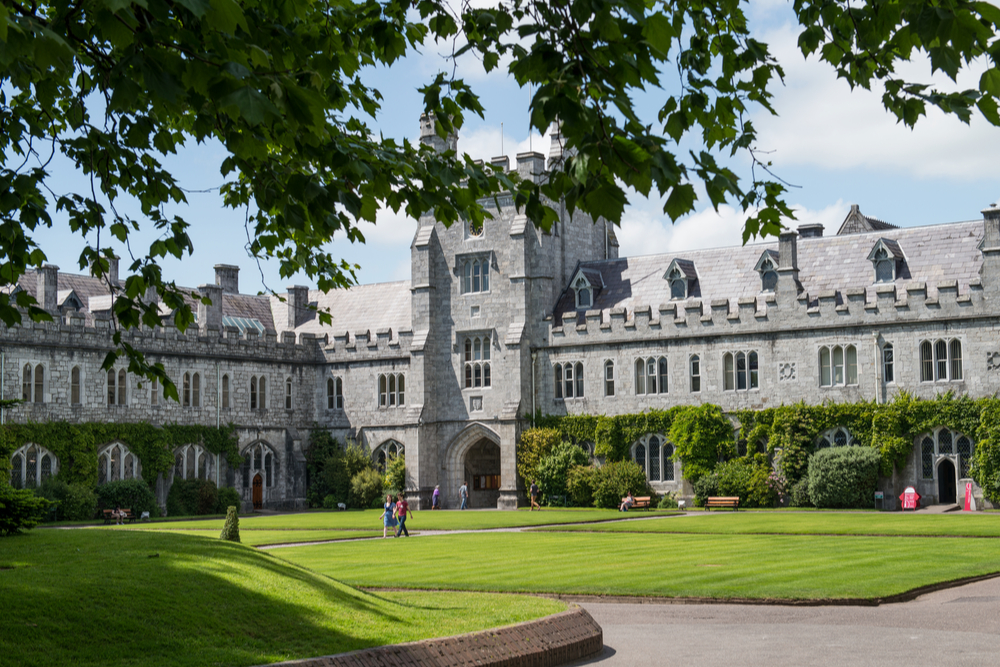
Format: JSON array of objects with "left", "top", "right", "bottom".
[
  {"left": 95, "top": 479, "right": 159, "bottom": 517},
  {"left": 167, "top": 479, "right": 240, "bottom": 516},
  {"left": 36, "top": 478, "right": 97, "bottom": 521},
  {"left": 807, "top": 446, "right": 881, "bottom": 509}
]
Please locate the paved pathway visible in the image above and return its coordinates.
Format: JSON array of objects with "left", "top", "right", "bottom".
[{"left": 568, "top": 576, "right": 1000, "bottom": 666}]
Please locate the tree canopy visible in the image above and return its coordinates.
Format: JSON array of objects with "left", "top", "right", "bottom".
[{"left": 3, "top": 0, "right": 1000, "bottom": 395}]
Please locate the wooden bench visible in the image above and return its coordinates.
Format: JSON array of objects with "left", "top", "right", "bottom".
[
  {"left": 103, "top": 508, "right": 136, "bottom": 524},
  {"left": 706, "top": 496, "right": 740, "bottom": 511},
  {"left": 621, "top": 496, "right": 652, "bottom": 511}
]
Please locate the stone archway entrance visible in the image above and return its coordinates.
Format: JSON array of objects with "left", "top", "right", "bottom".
[
  {"left": 938, "top": 459, "right": 957, "bottom": 504},
  {"left": 464, "top": 438, "right": 501, "bottom": 508}
]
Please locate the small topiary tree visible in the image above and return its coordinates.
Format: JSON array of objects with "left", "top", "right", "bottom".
[
  {"left": 220, "top": 506, "right": 240, "bottom": 542},
  {"left": 807, "top": 446, "right": 881, "bottom": 509}
]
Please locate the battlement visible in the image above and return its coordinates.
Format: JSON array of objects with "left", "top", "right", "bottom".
[
  {"left": 549, "top": 279, "right": 990, "bottom": 344},
  {"left": 323, "top": 327, "right": 415, "bottom": 360}
]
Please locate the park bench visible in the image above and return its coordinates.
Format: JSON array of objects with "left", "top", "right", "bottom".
[
  {"left": 102, "top": 508, "right": 136, "bottom": 524},
  {"left": 706, "top": 496, "right": 740, "bottom": 511},
  {"left": 621, "top": 496, "right": 652, "bottom": 511}
]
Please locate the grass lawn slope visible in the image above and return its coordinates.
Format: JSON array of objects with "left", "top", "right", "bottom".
[
  {"left": 0, "top": 530, "right": 563, "bottom": 667},
  {"left": 276, "top": 531, "right": 1000, "bottom": 601},
  {"left": 117, "top": 528, "right": 384, "bottom": 547},
  {"left": 537, "top": 512, "right": 1000, "bottom": 537}
]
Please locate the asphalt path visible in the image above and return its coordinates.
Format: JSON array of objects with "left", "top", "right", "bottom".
[{"left": 569, "top": 576, "right": 1000, "bottom": 666}]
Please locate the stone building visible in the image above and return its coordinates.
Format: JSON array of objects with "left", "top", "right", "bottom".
[{"left": 5, "top": 119, "right": 1000, "bottom": 511}]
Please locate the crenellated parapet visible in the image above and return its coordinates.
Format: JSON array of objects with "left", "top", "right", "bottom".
[
  {"left": 322, "top": 327, "right": 415, "bottom": 361},
  {"left": 549, "top": 278, "right": 991, "bottom": 345}
]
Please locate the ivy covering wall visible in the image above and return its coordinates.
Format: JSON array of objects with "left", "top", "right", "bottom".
[
  {"left": 0, "top": 421, "right": 241, "bottom": 487},
  {"left": 534, "top": 392, "right": 1000, "bottom": 501}
]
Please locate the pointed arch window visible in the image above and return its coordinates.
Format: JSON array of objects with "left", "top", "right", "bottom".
[
  {"left": 573, "top": 276, "right": 592, "bottom": 309},
  {"left": 461, "top": 257, "right": 490, "bottom": 294},
  {"left": 464, "top": 335, "right": 492, "bottom": 389},
  {"left": 21, "top": 363, "right": 45, "bottom": 404},
  {"left": 604, "top": 360, "right": 615, "bottom": 397},
  {"left": 373, "top": 440, "right": 405, "bottom": 473},
  {"left": 668, "top": 268, "right": 686, "bottom": 300},
  {"left": 918, "top": 428, "right": 975, "bottom": 480},
  {"left": 816, "top": 427, "right": 854, "bottom": 449},
  {"left": 250, "top": 376, "right": 258, "bottom": 409},
  {"left": 723, "top": 350, "right": 759, "bottom": 391},
  {"left": 920, "top": 338, "right": 962, "bottom": 382},
  {"left": 9, "top": 444, "right": 58, "bottom": 489},
  {"left": 71, "top": 366, "right": 81, "bottom": 405},
  {"left": 634, "top": 356, "right": 667, "bottom": 395},
  {"left": 117, "top": 369, "right": 127, "bottom": 405},
  {"left": 327, "top": 376, "right": 344, "bottom": 410},
  {"left": 819, "top": 345, "right": 858, "bottom": 387},
  {"left": 222, "top": 374, "right": 230, "bottom": 408},
  {"left": 241, "top": 442, "right": 277, "bottom": 490},
  {"left": 378, "top": 373, "right": 405, "bottom": 408},
  {"left": 285, "top": 377, "right": 293, "bottom": 410},
  {"left": 632, "top": 434, "right": 676, "bottom": 482},
  {"left": 689, "top": 355, "right": 701, "bottom": 393},
  {"left": 97, "top": 443, "right": 140, "bottom": 484}
]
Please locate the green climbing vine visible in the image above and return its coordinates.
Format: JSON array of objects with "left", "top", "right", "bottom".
[{"left": 0, "top": 422, "right": 241, "bottom": 487}]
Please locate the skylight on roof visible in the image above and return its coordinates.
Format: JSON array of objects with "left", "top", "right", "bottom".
[{"left": 223, "top": 316, "right": 265, "bottom": 334}]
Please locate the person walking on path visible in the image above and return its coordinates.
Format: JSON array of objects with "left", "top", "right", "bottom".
[
  {"left": 529, "top": 481, "right": 541, "bottom": 510},
  {"left": 380, "top": 494, "right": 398, "bottom": 538},
  {"left": 432, "top": 485, "right": 440, "bottom": 510},
  {"left": 459, "top": 481, "right": 469, "bottom": 510},
  {"left": 395, "top": 493, "right": 412, "bottom": 537}
]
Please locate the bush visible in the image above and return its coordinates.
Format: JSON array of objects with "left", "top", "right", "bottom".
[
  {"left": 351, "top": 468, "right": 384, "bottom": 508},
  {"left": 790, "top": 476, "right": 812, "bottom": 507},
  {"left": 322, "top": 494, "right": 339, "bottom": 509},
  {"left": 693, "top": 473, "right": 718, "bottom": 507},
  {"left": 36, "top": 478, "right": 97, "bottom": 521},
  {"left": 0, "top": 485, "right": 50, "bottom": 535},
  {"left": 95, "top": 479, "right": 159, "bottom": 517},
  {"left": 657, "top": 493, "right": 678, "bottom": 509},
  {"left": 305, "top": 430, "right": 344, "bottom": 507},
  {"left": 308, "top": 437, "right": 379, "bottom": 508},
  {"left": 383, "top": 455, "right": 406, "bottom": 496},
  {"left": 220, "top": 506, "right": 240, "bottom": 542},
  {"left": 536, "top": 443, "right": 590, "bottom": 502},
  {"left": 216, "top": 487, "right": 241, "bottom": 514},
  {"left": 807, "top": 446, "right": 881, "bottom": 509},
  {"left": 516, "top": 428, "right": 563, "bottom": 486},
  {"left": 167, "top": 478, "right": 219, "bottom": 516},
  {"left": 566, "top": 465, "right": 598, "bottom": 507},
  {"left": 593, "top": 460, "right": 651, "bottom": 509},
  {"left": 669, "top": 404, "right": 735, "bottom": 483}
]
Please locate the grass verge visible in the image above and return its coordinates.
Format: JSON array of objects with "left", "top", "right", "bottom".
[
  {"left": 535, "top": 512, "right": 1000, "bottom": 537},
  {"left": 0, "top": 529, "right": 563, "bottom": 667},
  {"left": 274, "top": 531, "right": 1000, "bottom": 601},
  {"left": 110, "top": 528, "right": 384, "bottom": 547}
]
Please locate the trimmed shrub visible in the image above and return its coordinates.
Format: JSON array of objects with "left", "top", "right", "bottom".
[
  {"left": 566, "top": 465, "right": 598, "bottom": 507},
  {"left": 220, "top": 506, "right": 240, "bottom": 542},
  {"left": 322, "top": 494, "right": 338, "bottom": 509},
  {"left": 516, "top": 428, "right": 563, "bottom": 486},
  {"left": 167, "top": 478, "right": 219, "bottom": 516},
  {"left": 669, "top": 404, "right": 735, "bottom": 483},
  {"left": 536, "top": 443, "right": 590, "bottom": 502},
  {"left": 807, "top": 446, "right": 881, "bottom": 509},
  {"left": 383, "top": 455, "right": 406, "bottom": 496},
  {"left": 95, "top": 479, "right": 159, "bottom": 517},
  {"left": 693, "top": 473, "right": 718, "bottom": 507},
  {"left": 351, "top": 467, "right": 384, "bottom": 508},
  {"left": 790, "top": 476, "right": 812, "bottom": 507},
  {"left": 657, "top": 493, "right": 678, "bottom": 509},
  {"left": 593, "top": 460, "right": 651, "bottom": 509},
  {"left": 216, "top": 487, "right": 241, "bottom": 514},
  {"left": 36, "top": 478, "right": 97, "bottom": 521},
  {"left": 0, "top": 485, "right": 50, "bottom": 535}
]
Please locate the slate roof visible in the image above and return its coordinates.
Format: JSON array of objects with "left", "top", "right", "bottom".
[
  {"left": 553, "top": 220, "right": 985, "bottom": 320},
  {"left": 270, "top": 280, "right": 412, "bottom": 339},
  {"left": 837, "top": 204, "right": 898, "bottom": 234}
]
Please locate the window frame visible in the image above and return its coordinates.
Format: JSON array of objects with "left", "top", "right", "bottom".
[
  {"left": 723, "top": 350, "right": 759, "bottom": 392},
  {"left": 689, "top": 354, "right": 701, "bottom": 393},
  {"left": 631, "top": 434, "right": 676, "bottom": 483},
  {"left": 604, "top": 360, "right": 615, "bottom": 397},
  {"left": 377, "top": 373, "right": 406, "bottom": 408},
  {"left": 460, "top": 256, "right": 491, "bottom": 295},
  {"left": 920, "top": 338, "right": 963, "bottom": 382},
  {"left": 818, "top": 345, "right": 859, "bottom": 387},
  {"left": 463, "top": 334, "right": 492, "bottom": 389}
]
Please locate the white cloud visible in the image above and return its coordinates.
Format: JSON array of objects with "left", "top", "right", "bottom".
[
  {"left": 458, "top": 124, "right": 551, "bottom": 164},
  {"left": 753, "top": 23, "right": 1000, "bottom": 180}
]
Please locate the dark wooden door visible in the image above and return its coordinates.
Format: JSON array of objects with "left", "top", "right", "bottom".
[
  {"left": 938, "top": 459, "right": 957, "bottom": 504},
  {"left": 252, "top": 474, "right": 263, "bottom": 510}
]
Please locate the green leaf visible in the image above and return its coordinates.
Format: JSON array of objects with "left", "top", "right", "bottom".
[
  {"left": 643, "top": 13, "right": 674, "bottom": 58},
  {"left": 219, "top": 87, "right": 280, "bottom": 126},
  {"left": 664, "top": 184, "right": 696, "bottom": 221},
  {"left": 980, "top": 68, "right": 1000, "bottom": 97},
  {"left": 207, "top": 0, "right": 248, "bottom": 35},
  {"left": 174, "top": 0, "right": 211, "bottom": 18}
]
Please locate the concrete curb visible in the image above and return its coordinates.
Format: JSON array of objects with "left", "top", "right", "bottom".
[{"left": 259, "top": 604, "right": 603, "bottom": 667}]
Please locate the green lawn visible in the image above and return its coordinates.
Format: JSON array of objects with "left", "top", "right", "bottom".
[
  {"left": 111, "top": 527, "right": 384, "bottom": 547},
  {"left": 0, "top": 530, "right": 563, "bottom": 667},
  {"left": 536, "top": 512, "right": 1000, "bottom": 537},
  {"left": 274, "top": 531, "right": 1000, "bottom": 600},
  {"left": 117, "top": 508, "right": 681, "bottom": 532}
]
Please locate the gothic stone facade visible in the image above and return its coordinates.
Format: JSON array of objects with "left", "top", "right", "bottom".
[{"left": 6, "top": 122, "right": 1000, "bottom": 511}]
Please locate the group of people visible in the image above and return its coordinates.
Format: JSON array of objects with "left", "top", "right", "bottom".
[{"left": 380, "top": 493, "right": 413, "bottom": 538}]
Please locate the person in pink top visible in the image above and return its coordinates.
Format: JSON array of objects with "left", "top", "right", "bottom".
[{"left": 395, "top": 493, "right": 412, "bottom": 537}]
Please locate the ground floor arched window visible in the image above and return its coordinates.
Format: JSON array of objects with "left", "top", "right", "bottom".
[
  {"left": 9, "top": 443, "right": 58, "bottom": 489},
  {"left": 918, "top": 427, "right": 974, "bottom": 480},
  {"left": 174, "top": 444, "right": 214, "bottom": 481},
  {"left": 373, "top": 440, "right": 404, "bottom": 473},
  {"left": 97, "top": 443, "right": 141, "bottom": 484},
  {"left": 631, "top": 434, "right": 675, "bottom": 482}
]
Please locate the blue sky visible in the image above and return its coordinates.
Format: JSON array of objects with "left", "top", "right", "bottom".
[{"left": 29, "top": 2, "right": 1000, "bottom": 293}]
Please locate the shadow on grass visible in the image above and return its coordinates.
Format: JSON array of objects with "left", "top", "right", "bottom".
[{"left": 0, "top": 530, "right": 422, "bottom": 667}]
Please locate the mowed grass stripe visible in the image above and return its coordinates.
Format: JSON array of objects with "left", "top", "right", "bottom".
[
  {"left": 0, "top": 530, "right": 563, "bottom": 667},
  {"left": 111, "top": 528, "right": 384, "bottom": 547},
  {"left": 276, "top": 532, "right": 1000, "bottom": 600},
  {"left": 536, "top": 512, "right": 1000, "bottom": 537},
  {"left": 117, "top": 508, "right": 681, "bottom": 532}
]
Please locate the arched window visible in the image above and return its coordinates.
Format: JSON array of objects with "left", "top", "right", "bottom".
[
  {"left": 464, "top": 335, "right": 492, "bottom": 388},
  {"left": 759, "top": 258, "right": 777, "bottom": 292},
  {"left": 373, "top": 440, "right": 405, "bottom": 473},
  {"left": 818, "top": 345, "right": 858, "bottom": 387},
  {"left": 554, "top": 363, "right": 563, "bottom": 399},
  {"left": 882, "top": 344, "right": 894, "bottom": 384},
  {"left": 668, "top": 268, "right": 686, "bottom": 300},
  {"left": 573, "top": 276, "right": 592, "bottom": 309},
  {"left": 183, "top": 372, "right": 191, "bottom": 407},
  {"left": 20, "top": 364, "right": 45, "bottom": 404},
  {"left": 71, "top": 366, "right": 81, "bottom": 405},
  {"left": 22, "top": 364, "right": 31, "bottom": 402},
  {"left": 632, "top": 434, "right": 675, "bottom": 483},
  {"left": 634, "top": 357, "right": 667, "bottom": 395},
  {"left": 564, "top": 363, "right": 575, "bottom": 398},
  {"left": 327, "top": 377, "right": 344, "bottom": 409},
  {"left": 816, "top": 427, "right": 854, "bottom": 449},
  {"left": 604, "top": 360, "right": 615, "bottom": 397},
  {"left": 873, "top": 247, "right": 895, "bottom": 283},
  {"left": 575, "top": 361, "right": 584, "bottom": 398},
  {"left": 34, "top": 364, "right": 44, "bottom": 404},
  {"left": 259, "top": 376, "right": 266, "bottom": 408},
  {"left": 918, "top": 428, "right": 975, "bottom": 480},
  {"left": 117, "top": 369, "right": 127, "bottom": 405},
  {"left": 250, "top": 376, "right": 258, "bottom": 409},
  {"left": 151, "top": 379, "right": 159, "bottom": 406},
  {"left": 285, "top": 377, "right": 293, "bottom": 410},
  {"left": 634, "top": 359, "right": 645, "bottom": 395},
  {"left": 689, "top": 355, "right": 701, "bottom": 393},
  {"left": 222, "top": 374, "right": 230, "bottom": 409},
  {"left": 9, "top": 444, "right": 58, "bottom": 489},
  {"left": 192, "top": 373, "right": 200, "bottom": 407},
  {"left": 724, "top": 351, "right": 759, "bottom": 391},
  {"left": 241, "top": 442, "right": 277, "bottom": 490},
  {"left": 107, "top": 369, "right": 116, "bottom": 405},
  {"left": 461, "top": 258, "right": 490, "bottom": 294},
  {"left": 378, "top": 373, "right": 405, "bottom": 407},
  {"left": 97, "top": 442, "right": 141, "bottom": 484},
  {"left": 920, "top": 339, "right": 962, "bottom": 382}
]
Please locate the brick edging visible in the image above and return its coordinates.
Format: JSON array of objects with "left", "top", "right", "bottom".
[{"left": 259, "top": 605, "right": 603, "bottom": 667}]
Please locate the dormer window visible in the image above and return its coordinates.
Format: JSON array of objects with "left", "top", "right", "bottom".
[
  {"left": 662, "top": 259, "right": 696, "bottom": 300},
  {"left": 574, "top": 276, "right": 592, "bottom": 309},
  {"left": 668, "top": 268, "right": 686, "bottom": 300},
  {"left": 760, "top": 258, "right": 777, "bottom": 292},
  {"left": 867, "top": 238, "right": 904, "bottom": 284}
]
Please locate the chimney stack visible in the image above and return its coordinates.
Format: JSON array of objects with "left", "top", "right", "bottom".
[
  {"left": 797, "top": 223, "right": 824, "bottom": 238},
  {"left": 516, "top": 152, "right": 546, "bottom": 183},
  {"left": 36, "top": 265, "right": 59, "bottom": 315},
  {"left": 287, "top": 285, "right": 309, "bottom": 329},
  {"left": 197, "top": 283, "right": 223, "bottom": 334},
  {"left": 980, "top": 203, "right": 1000, "bottom": 293},
  {"left": 776, "top": 231, "right": 801, "bottom": 306},
  {"left": 490, "top": 155, "right": 510, "bottom": 172},
  {"left": 214, "top": 264, "right": 240, "bottom": 294}
]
